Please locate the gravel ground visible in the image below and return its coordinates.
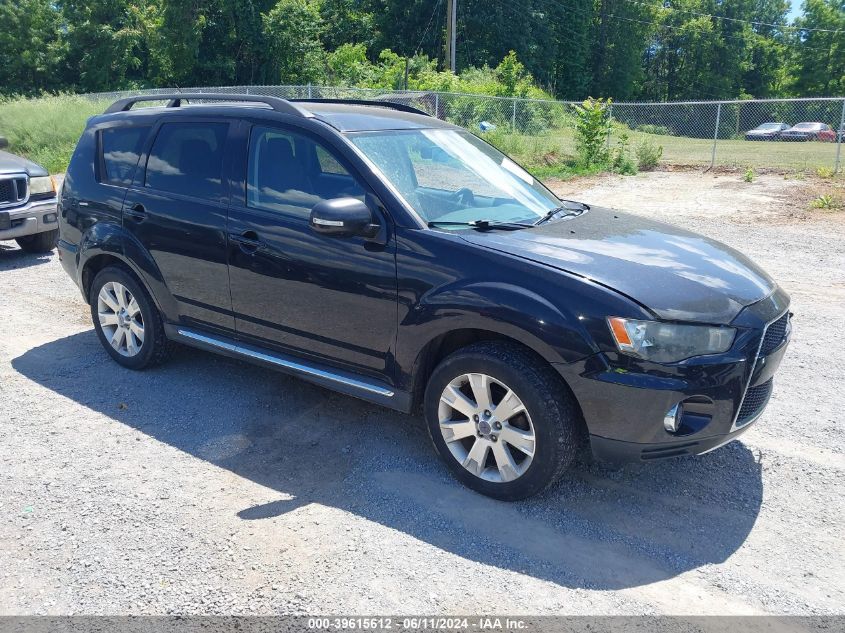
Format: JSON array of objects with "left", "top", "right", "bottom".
[{"left": 1, "top": 171, "right": 843, "bottom": 616}]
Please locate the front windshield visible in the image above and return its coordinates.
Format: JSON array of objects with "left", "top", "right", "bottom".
[
  {"left": 758, "top": 123, "right": 781, "bottom": 130},
  {"left": 348, "top": 129, "right": 561, "bottom": 225}
]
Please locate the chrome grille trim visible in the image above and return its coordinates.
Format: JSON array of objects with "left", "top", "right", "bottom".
[
  {"left": 0, "top": 174, "right": 29, "bottom": 209},
  {"left": 730, "top": 310, "right": 789, "bottom": 432}
]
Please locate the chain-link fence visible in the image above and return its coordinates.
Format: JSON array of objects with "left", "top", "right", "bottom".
[{"left": 87, "top": 86, "right": 845, "bottom": 173}]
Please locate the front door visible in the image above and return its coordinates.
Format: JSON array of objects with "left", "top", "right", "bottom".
[
  {"left": 123, "top": 119, "right": 235, "bottom": 331},
  {"left": 226, "top": 124, "right": 397, "bottom": 378}
]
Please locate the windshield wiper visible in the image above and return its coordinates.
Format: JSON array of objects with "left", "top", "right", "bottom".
[
  {"left": 534, "top": 201, "right": 589, "bottom": 226},
  {"left": 427, "top": 220, "right": 532, "bottom": 231}
]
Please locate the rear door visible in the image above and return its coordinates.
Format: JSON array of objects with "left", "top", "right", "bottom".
[{"left": 123, "top": 118, "right": 235, "bottom": 332}]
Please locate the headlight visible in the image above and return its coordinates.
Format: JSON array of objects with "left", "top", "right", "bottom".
[
  {"left": 29, "top": 176, "right": 55, "bottom": 196},
  {"left": 607, "top": 317, "right": 736, "bottom": 363}
]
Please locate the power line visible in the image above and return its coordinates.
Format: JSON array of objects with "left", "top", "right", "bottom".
[
  {"left": 414, "top": 0, "right": 445, "bottom": 57},
  {"left": 616, "top": 0, "right": 845, "bottom": 35},
  {"left": 483, "top": 0, "right": 772, "bottom": 100},
  {"left": 537, "top": 0, "right": 839, "bottom": 52}
]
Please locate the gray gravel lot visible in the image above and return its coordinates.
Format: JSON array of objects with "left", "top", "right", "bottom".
[{"left": 1, "top": 171, "right": 843, "bottom": 615}]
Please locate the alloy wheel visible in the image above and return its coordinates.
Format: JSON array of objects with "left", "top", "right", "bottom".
[
  {"left": 437, "top": 373, "right": 536, "bottom": 483},
  {"left": 97, "top": 281, "right": 145, "bottom": 357}
]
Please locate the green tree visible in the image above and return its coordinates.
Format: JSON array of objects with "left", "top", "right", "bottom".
[
  {"left": 793, "top": 0, "right": 845, "bottom": 96},
  {"left": 326, "top": 43, "right": 372, "bottom": 85},
  {"left": 320, "top": 0, "right": 375, "bottom": 51},
  {"left": 0, "top": 0, "right": 63, "bottom": 95},
  {"left": 262, "top": 0, "right": 326, "bottom": 84},
  {"left": 57, "top": 0, "right": 149, "bottom": 92}
]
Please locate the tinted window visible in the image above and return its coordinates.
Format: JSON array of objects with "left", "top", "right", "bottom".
[
  {"left": 247, "top": 126, "right": 365, "bottom": 218},
  {"left": 100, "top": 126, "right": 149, "bottom": 185},
  {"left": 145, "top": 122, "right": 228, "bottom": 200},
  {"left": 315, "top": 146, "right": 348, "bottom": 175}
]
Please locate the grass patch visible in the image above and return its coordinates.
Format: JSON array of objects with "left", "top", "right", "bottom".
[
  {"left": 481, "top": 128, "right": 619, "bottom": 180},
  {"left": 0, "top": 94, "right": 109, "bottom": 174},
  {"left": 484, "top": 122, "right": 839, "bottom": 174}
]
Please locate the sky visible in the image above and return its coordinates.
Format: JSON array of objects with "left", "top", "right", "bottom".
[{"left": 787, "top": 0, "right": 802, "bottom": 20}]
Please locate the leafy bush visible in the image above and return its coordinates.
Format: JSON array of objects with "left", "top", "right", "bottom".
[
  {"left": 611, "top": 133, "right": 637, "bottom": 175},
  {"left": 810, "top": 194, "right": 841, "bottom": 210},
  {"left": 0, "top": 93, "right": 108, "bottom": 173},
  {"left": 815, "top": 167, "right": 835, "bottom": 179},
  {"left": 574, "top": 97, "right": 612, "bottom": 168},
  {"left": 744, "top": 167, "right": 755, "bottom": 183},
  {"left": 635, "top": 140, "right": 663, "bottom": 170}
]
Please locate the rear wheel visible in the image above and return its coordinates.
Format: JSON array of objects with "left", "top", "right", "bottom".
[
  {"left": 424, "top": 342, "right": 580, "bottom": 500},
  {"left": 89, "top": 266, "right": 173, "bottom": 369},
  {"left": 16, "top": 229, "right": 58, "bottom": 253}
]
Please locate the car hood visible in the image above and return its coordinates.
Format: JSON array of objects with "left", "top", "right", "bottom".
[
  {"left": 458, "top": 206, "right": 776, "bottom": 324},
  {"left": 0, "top": 150, "right": 47, "bottom": 177}
]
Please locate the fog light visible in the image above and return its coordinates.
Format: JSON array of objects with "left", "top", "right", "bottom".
[
  {"left": 43, "top": 213, "right": 57, "bottom": 223},
  {"left": 664, "top": 403, "right": 682, "bottom": 433}
]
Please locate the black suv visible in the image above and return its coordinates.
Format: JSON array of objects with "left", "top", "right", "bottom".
[{"left": 58, "top": 94, "right": 791, "bottom": 500}]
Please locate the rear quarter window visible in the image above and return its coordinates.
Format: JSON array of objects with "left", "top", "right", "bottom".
[{"left": 99, "top": 126, "right": 150, "bottom": 186}]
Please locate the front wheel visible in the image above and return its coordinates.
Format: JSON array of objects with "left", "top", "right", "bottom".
[
  {"left": 424, "top": 342, "right": 580, "bottom": 500},
  {"left": 16, "top": 229, "right": 58, "bottom": 253}
]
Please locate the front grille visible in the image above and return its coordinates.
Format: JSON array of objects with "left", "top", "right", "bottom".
[
  {"left": 760, "top": 312, "right": 790, "bottom": 355},
  {"left": 736, "top": 379, "right": 773, "bottom": 427},
  {"left": 0, "top": 180, "right": 13, "bottom": 203},
  {"left": 0, "top": 177, "right": 27, "bottom": 206}
]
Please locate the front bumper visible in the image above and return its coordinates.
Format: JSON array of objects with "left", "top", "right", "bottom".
[
  {"left": 556, "top": 289, "right": 791, "bottom": 463},
  {"left": 0, "top": 198, "right": 59, "bottom": 241}
]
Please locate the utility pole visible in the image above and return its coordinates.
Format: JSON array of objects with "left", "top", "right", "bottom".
[{"left": 446, "top": 0, "right": 457, "bottom": 73}]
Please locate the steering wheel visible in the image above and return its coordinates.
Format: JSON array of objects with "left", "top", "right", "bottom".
[{"left": 450, "top": 187, "right": 475, "bottom": 206}]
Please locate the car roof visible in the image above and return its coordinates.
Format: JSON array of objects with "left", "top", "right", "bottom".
[
  {"left": 300, "top": 101, "right": 455, "bottom": 132},
  {"left": 93, "top": 96, "right": 459, "bottom": 133}
]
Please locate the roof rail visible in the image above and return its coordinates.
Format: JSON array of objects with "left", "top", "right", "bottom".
[
  {"left": 291, "top": 98, "right": 432, "bottom": 118},
  {"left": 104, "top": 93, "right": 311, "bottom": 117}
]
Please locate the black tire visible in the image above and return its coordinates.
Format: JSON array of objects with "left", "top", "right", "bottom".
[
  {"left": 89, "top": 265, "right": 174, "bottom": 370},
  {"left": 15, "top": 229, "right": 58, "bottom": 253},
  {"left": 424, "top": 341, "right": 580, "bottom": 500}
]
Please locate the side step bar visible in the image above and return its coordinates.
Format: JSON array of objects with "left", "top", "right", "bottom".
[{"left": 169, "top": 326, "right": 410, "bottom": 412}]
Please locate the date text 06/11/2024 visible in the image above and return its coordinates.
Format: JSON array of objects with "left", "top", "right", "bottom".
[{"left": 307, "top": 617, "right": 529, "bottom": 630}]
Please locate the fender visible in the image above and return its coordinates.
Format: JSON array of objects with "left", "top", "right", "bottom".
[
  {"left": 77, "top": 221, "right": 179, "bottom": 320},
  {"left": 395, "top": 278, "right": 600, "bottom": 392}
]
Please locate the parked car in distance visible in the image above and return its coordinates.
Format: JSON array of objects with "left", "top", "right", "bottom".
[
  {"left": 0, "top": 137, "right": 60, "bottom": 253},
  {"left": 57, "top": 94, "right": 792, "bottom": 500},
  {"left": 780, "top": 122, "right": 837, "bottom": 142},
  {"left": 744, "top": 122, "right": 789, "bottom": 141}
]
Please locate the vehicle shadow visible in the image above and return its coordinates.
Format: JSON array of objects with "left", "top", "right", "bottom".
[
  {"left": 0, "top": 243, "right": 55, "bottom": 269},
  {"left": 13, "top": 330, "right": 764, "bottom": 591}
]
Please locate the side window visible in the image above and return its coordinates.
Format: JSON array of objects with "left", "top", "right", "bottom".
[
  {"left": 145, "top": 122, "right": 228, "bottom": 200},
  {"left": 315, "top": 146, "right": 348, "bottom": 175},
  {"left": 99, "top": 126, "right": 149, "bottom": 185},
  {"left": 247, "top": 126, "right": 365, "bottom": 218}
]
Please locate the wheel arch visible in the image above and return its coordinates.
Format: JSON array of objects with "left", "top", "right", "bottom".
[
  {"left": 77, "top": 222, "right": 177, "bottom": 319},
  {"left": 407, "top": 327, "right": 586, "bottom": 430}
]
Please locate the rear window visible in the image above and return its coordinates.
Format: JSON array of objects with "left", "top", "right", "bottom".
[
  {"left": 99, "top": 126, "right": 149, "bottom": 185},
  {"left": 145, "top": 122, "right": 228, "bottom": 200}
]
